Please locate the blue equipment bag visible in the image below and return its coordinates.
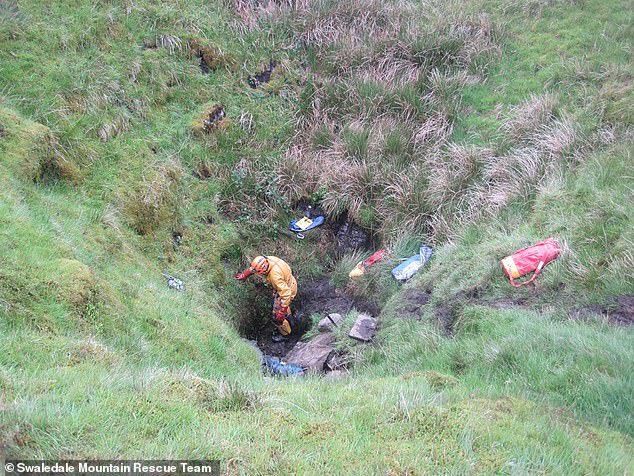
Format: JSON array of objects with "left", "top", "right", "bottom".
[
  {"left": 391, "top": 245, "right": 433, "bottom": 282},
  {"left": 262, "top": 356, "right": 305, "bottom": 376},
  {"left": 289, "top": 215, "right": 325, "bottom": 238}
]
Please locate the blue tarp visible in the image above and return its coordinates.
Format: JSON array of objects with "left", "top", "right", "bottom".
[
  {"left": 289, "top": 215, "right": 325, "bottom": 234},
  {"left": 262, "top": 356, "right": 305, "bottom": 376},
  {"left": 391, "top": 245, "right": 433, "bottom": 282}
]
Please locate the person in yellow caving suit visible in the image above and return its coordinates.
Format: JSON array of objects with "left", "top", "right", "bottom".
[{"left": 235, "top": 256, "right": 298, "bottom": 342}]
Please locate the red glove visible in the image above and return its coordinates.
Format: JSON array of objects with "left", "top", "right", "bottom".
[
  {"left": 275, "top": 306, "right": 289, "bottom": 323},
  {"left": 235, "top": 268, "right": 254, "bottom": 281}
]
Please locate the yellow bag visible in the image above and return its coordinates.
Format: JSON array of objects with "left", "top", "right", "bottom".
[{"left": 348, "top": 261, "right": 365, "bottom": 278}]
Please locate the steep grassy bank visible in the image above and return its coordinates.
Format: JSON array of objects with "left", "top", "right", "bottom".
[{"left": 1, "top": 0, "right": 633, "bottom": 473}]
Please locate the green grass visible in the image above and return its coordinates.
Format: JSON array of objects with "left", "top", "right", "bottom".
[
  {"left": 367, "top": 304, "right": 634, "bottom": 434},
  {"left": 0, "top": 0, "right": 633, "bottom": 473}
]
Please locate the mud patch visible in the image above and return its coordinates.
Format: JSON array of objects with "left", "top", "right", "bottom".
[
  {"left": 248, "top": 60, "right": 276, "bottom": 89},
  {"left": 202, "top": 105, "right": 226, "bottom": 132},
  {"left": 298, "top": 278, "right": 354, "bottom": 318},
  {"left": 188, "top": 40, "right": 227, "bottom": 74},
  {"left": 334, "top": 221, "right": 372, "bottom": 253},
  {"left": 395, "top": 289, "right": 430, "bottom": 318},
  {"left": 253, "top": 327, "right": 304, "bottom": 359},
  {"left": 192, "top": 104, "right": 229, "bottom": 136},
  {"left": 193, "top": 161, "right": 214, "bottom": 180},
  {"left": 435, "top": 306, "right": 456, "bottom": 336},
  {"left": 570, "top": 294, "right": 634, "bottom": 326},
  {"left": 171, "top": 231, "right": 182, "bottom": 247},
  {"left": 481, "top": 297, "right": 527, "bottom": 309},
  {"left": 198, "top": 57, "right": 212, "bottom": 74},
  {"left": 301, "top": 278, "right": 380, "bottom": 318}
]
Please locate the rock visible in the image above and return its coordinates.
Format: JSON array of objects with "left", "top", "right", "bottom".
[
  {"left": 348, "top": 314, "right": 377, "bottom": 342},
  {"left": 284, "top": 333, "right": 335, "bottom": 371},
  {"left": 318, "top": 313, "right": 344, "bottom": 332}
]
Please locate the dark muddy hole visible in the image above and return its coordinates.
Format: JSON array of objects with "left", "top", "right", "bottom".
[
  {"left": 248, "top": 60, "right": 276, "bottom": 89},
  {"left": 202, "top": 105, "right": 226, "bottom": 133},
  {"left": 242, "top": 206, "right": 382, "bottom": 359},
  {"left": 570, "top": 294, "right": 634, "bottom": 326},
  {"left": 193, "top": 162, "right": 214, "bottom": 180},
  {"left": 199, "top": 58, "right": 211, "bottom": 74},
  {"left": 395, "top": 289, "right": 431, "bottom": 319},
  {"left": 291, "top": 202, "right": 378, "bottom": 255},
  {"left": 247, "top": 277, "right": 377, "bottom": 358},
  {"left": 333, "top": 221, "right": 374, "bottom": 254}
]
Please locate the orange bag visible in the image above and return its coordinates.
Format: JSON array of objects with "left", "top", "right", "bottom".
[{"left": 501, "top": 238, "right": 561, "bottom": 288}]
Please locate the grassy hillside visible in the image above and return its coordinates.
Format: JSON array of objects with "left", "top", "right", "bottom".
[{"left": 1, "top": 0, "right": 632, "bottom": 473}]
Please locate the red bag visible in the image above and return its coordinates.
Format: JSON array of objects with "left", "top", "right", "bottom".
[
  {"left": 501, "top": 238, "right": 561, "bottom": 288},
  {"left": 364, "top": 249, "right": 387, "bottom": 267},
  {"left": 349, "top": 249, "right": 387, "bottom": 278}
]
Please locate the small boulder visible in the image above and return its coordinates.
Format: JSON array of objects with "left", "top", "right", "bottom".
[
  {"left": 348, "top": 314, "right": 377, "bottom": 342},
  {"left": 318, "top": 313, "right": 344, "bottom": 332},
  {"left": 284, "top": 333, "right": 335, "bottom": 371}
]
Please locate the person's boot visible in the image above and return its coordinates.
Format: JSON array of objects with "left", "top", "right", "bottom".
[
  {"left": 272, "top": 319, "right": 291, "bottom": 342},
  {"left": 271, "top": 332, "right": 288, "bottom": 343}
]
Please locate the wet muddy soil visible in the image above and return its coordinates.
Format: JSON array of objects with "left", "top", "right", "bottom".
[
  {"left": 333, "top": 221, "right": 373, "bottom": 254},
  {"left": 570, "top": 294, "right": 634, "bottom": 326},
  {"left": 202, "top": 105, "right": 226, "bottom": 132},
  {"left": 391, "top": 289, "right": 455, "bottom": 335},
  {"left": 481, "top": 297, "right": 528, "bottom": 309},
  {"left": 395, "top": 289, "right": 431, "bottom": 319},
  {"left": 248, "top": 60, "right": 277, "bottom": 88}
]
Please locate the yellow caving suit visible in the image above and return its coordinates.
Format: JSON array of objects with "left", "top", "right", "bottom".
[{"left": 265, "top": 256, "right": 298, "bottom": 336}]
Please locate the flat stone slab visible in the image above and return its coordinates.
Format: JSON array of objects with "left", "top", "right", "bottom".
[
  {"left": 318, "top": 313, "right": 344, "bottom": 332},
  {"left": 348, "top": 314, "right": 377, "bottom": 342},
  {"left": 284, "top": 332, "right": 335, "bottom": 371}
]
